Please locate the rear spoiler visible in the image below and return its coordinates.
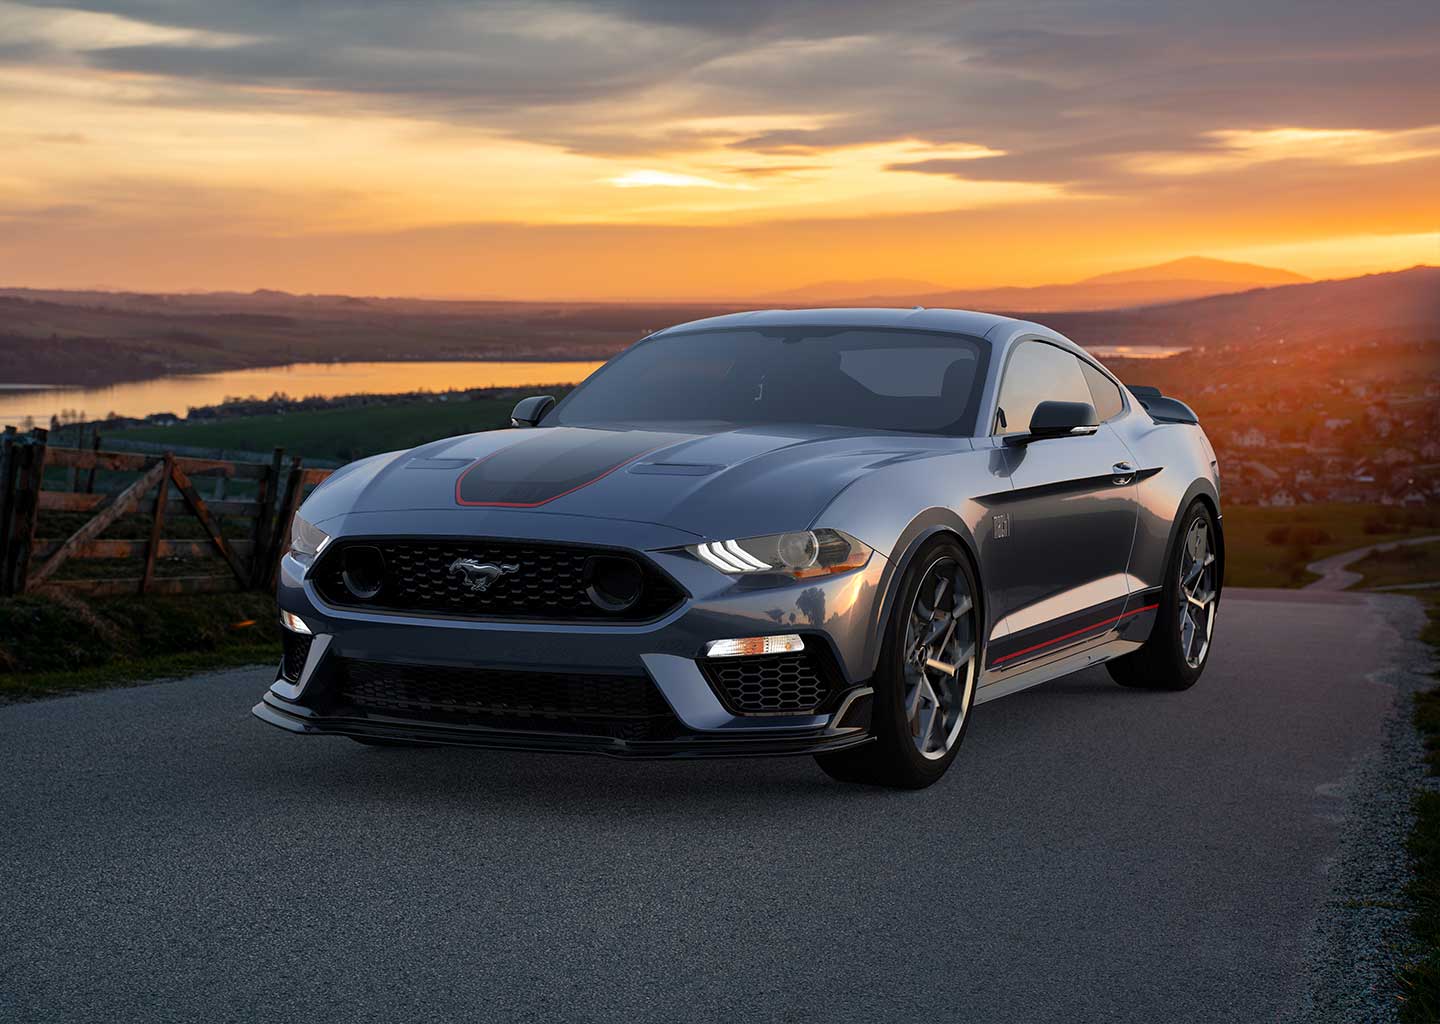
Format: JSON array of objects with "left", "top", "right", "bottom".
[{"left": 1127, "top": 385, "right": 1199, "bottom": 425}]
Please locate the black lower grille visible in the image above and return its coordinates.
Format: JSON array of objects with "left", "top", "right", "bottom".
[
  {"left": 700, "top": 650, "right": 837, "bottom": 715},
  {"left": 333, "top": 659, "right": 682, "bottom": 741},
  {"left": 313, "top": 538, "right": 684, "bottom": 622},
  {"left": 281, "top": 631, "right": 313, "bottom": 682}
]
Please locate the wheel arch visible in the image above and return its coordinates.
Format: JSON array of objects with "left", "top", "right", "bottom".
[
  {"left": 865, "top": 509, "right": 988, "bottom": 679},
  {"left": 1160, "top": 480, "right": 1224, "bottom": 595}
]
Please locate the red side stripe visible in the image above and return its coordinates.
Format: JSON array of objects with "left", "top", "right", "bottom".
[{"left": 992, "top": 603, "right": 1159, "bottom": 666}]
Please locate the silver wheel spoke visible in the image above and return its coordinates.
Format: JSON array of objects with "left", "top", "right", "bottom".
[
  {"left": 1177, "top": 517, "right": 1217, "bottom": 669},
  {"left": 900, "top": 557, "right": 978, "bottom": 760}
]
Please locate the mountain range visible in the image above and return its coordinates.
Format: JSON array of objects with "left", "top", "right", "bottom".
[{"left": 761, "top": 257, "right": 1311, "bottom": 311}]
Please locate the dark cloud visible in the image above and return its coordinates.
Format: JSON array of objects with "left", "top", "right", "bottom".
[{"left": 8, "top": 0, "right": 1440, "bottom": 192}]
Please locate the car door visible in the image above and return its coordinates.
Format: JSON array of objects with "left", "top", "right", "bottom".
[{"left": 982, "top": 339, "right": 1139, "bottom": 671}]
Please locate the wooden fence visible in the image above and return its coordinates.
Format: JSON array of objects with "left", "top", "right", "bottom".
[{"left": 0, "top": 426, "right": 333, "bottom": 597}]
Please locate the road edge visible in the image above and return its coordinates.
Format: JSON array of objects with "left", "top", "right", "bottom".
[{"left": 1299, "top": 593, "right": 1436, "bottom": 1022}]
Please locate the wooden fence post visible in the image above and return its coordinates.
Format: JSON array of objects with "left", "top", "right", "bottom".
[
  {"left": 141, "top": 452, "right": 174, "bottom": 594},
  {"left": 0, "top": 426, "right": 16, "bottom": 595},
  {"left": 68, "top": 425, "right": 82, "bottom": 492},
  {"left": 85, "top": 431, "right": 101, "bottom": 493},
  {"left": 11, "top": 428, "right": 48, "bottom": 594},
  {"left": 250, "top": 447, "right": 284, "bottom": 588}
]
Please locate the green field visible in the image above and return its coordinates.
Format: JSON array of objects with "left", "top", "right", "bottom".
[
  {"left": 1221, "top": 503, "right": 1439, "bottom": 588},
  {"left": 106, "top": 394, "right": 542, "bottom": 462}
]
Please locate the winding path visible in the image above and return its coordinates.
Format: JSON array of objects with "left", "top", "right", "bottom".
[{"left": 1303, "top": 533, "right": 1440, "bottom": 591}]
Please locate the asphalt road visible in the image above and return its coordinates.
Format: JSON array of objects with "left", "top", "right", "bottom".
[{"left": 0, "top": 588, "right": 1421, "bottom": 1023}]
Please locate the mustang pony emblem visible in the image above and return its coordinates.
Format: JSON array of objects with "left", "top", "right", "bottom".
[{"left": 448, "top": 558, "right": 520, "bottom": 592}]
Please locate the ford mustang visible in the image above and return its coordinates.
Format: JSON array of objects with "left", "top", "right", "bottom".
[{"left": 253, "top": 308, "right": 1222, "bottom": 788}]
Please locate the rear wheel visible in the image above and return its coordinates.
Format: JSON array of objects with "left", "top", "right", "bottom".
[
  {"left": 816, "top": 538, "right": 979, "bottom": 789},
  {"left": 1107, "top": 501, "right": 1220, "bottom": 690}
]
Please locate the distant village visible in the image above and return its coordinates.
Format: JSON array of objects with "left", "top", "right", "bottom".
[{"left": 1189, "top": 367, "right": 1440, "bottom": 508}]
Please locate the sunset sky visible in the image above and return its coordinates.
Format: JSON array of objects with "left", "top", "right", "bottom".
[{"left": 1, "top": 0, "right": 1437, "bottom": 299}]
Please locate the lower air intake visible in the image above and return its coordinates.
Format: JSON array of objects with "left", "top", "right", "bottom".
[
  {"left": 281, "top": 632, "right": 313, "bottom": 682},
  {"left": 699, "top": 650, "right": 838, "bottom": 715},
  {"left": 333, "top": 659, "right": 682, "bottom": 741}
]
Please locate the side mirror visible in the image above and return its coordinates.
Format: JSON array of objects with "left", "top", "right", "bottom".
[
  {"left": 1006, "top": 400, "right": 1098, "bottom": 445},
  {"left": 510, "top": 395, "right": 555, "bottom": 428}
]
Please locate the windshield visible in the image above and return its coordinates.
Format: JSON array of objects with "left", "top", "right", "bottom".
[{"left": 551, "top": 326, "right": 991, "bottom": 435}]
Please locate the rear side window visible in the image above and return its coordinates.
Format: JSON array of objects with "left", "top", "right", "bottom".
[
  {"left": 1079, "top": 360, "right": 1125, "bottom": 421},
  {"left": 994, "top": 340, "right": 1093, "bottom": 435}
]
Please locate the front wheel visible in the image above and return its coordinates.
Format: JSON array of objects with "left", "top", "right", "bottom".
[
  {"left": 816, "top": 538, "right": 979, "bottom": 789},
  {"left": 1107, "top": 501, "right": 1220, "bottom": 690}
]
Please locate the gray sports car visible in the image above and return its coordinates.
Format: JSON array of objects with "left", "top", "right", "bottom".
[{"left": 254, "top": 308, "right": 1222, "bottom": 788}]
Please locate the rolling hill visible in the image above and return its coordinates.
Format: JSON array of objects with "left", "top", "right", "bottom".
[
  {"left": 0, "top": 265, "right": 1434, "bottom": 389},
  {"left": 755, "top": 257, "right": 1311, "bottom": 312}
]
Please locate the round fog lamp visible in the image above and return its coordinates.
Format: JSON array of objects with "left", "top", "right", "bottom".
[
  {"left": 584, "top": 555, "right": 644, "bottom": 613},
  {"left": 341, "top": 545, "right": 386, "bottom": 600}
]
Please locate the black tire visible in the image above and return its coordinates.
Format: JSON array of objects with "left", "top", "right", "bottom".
[
  {"left": 349, "top": 736, "right": 428, "bottom": 748},
  {"left": 1107, "top": 500, "right": 1220, "bottom": 691},
  {"left": 815, "top": 536, "right": 980, "bottom": 789}
]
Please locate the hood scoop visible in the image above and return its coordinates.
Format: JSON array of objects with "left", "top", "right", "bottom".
[
  {"left": 405, "top": 457, "right": 473, "bottom": 470},
  {"left": 628, "top": 462, "right": 723, "bottom": 477}
]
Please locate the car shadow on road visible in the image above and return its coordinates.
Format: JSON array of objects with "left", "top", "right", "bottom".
[{"left": 235, "top": 668, "right": 1155, "bottom": 819}]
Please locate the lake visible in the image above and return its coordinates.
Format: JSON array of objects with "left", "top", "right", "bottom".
[
  {"left": 0, "top": 360, "right": 607, "bottom": 429},
  {"left": 0, "top": 345, "right": 1185, "bottom": 429}
]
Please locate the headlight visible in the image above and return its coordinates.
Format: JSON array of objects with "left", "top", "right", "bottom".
[
  {"left": 690, "top": 529, "right": 872, "bottom": 579},
  {"left": 287, "top": 514, "right": 331, "bottom": 565}
]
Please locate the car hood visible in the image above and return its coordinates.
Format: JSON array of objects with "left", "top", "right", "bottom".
[{"left": 302, "top": 424, "right": 965, "bottom": 542}]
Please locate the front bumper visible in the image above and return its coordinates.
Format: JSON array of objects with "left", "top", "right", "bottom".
[
  {"left": 253, "top": 514, "right": 886, "bottom": 759},
  {"left": 253, "top": 689, "right": 874, "bottom": 759}
]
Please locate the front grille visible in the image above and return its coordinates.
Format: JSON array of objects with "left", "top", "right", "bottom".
[
  {"left": 281, "top": 631, "right": 313, "bottom": 682},
  {"left": 333, "top": 659, "right": 682, "bottom": 741},
  {"left": 700, "top": 650, "right": 837, "bottom": 715},
  {"left": 313, "top": 538, "right": 684, "bottom": 622}
]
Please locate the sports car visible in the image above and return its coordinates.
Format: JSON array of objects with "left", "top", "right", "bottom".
[{"left": 254, "top": 308, "right": 1222, "bottom": 788}]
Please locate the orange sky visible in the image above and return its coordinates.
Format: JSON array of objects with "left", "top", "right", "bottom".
[{"left": 1, "top": 0, "right": 1437, "bottom": 299}]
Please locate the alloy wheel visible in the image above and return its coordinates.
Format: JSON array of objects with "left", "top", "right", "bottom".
[
  {"left": 902, "top": 557, "right": 977, "bottom": 760},
  {"left": 1179, "top": 517, "right": 1218, "bottom": 669}
]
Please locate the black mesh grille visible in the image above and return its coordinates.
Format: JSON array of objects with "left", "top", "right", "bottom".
[
  {"left": 313, "top": 538, "right": 684, "bottom": 622},
  {"left": 333, "top": 659, "right": 681, "bottom": 741},
  {"left": 281, "top": 631, "right": 313, "bottom": 682},
  {"left": 700, "top": 650, "right": 837, "bottom": 715}
]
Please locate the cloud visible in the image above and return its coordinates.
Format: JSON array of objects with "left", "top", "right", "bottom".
[
  {"left": 3, "top": 0, "right": 1440, "bottom": 249},
  {"left": 606, "top": 170, "right": 757, "bottom": 190}
]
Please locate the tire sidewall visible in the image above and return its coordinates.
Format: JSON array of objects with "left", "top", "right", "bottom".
[
  {"left": 873, "top": 537, "right": 980, "bottom": 784},
  {"left": 1157, "top": 502, "right": 1221, "bottom": 686}
]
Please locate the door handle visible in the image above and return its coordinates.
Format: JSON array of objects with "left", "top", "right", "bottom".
[{"left": 1112, "top": 462, "right": 1135, "bottom": 485}]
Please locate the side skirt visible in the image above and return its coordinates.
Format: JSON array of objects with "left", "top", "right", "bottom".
[{"left": 974, "top": 636, "right": 1145, "bottom": 706}]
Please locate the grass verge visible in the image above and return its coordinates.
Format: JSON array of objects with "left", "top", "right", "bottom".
[
  {"left": 1349, "top": 541, "right": 1440, "bottom": 591},
  {"left": 0, "top": 589, "right": 280, "bottom": 701},
  {"left": 1397, "top": 594, "right": 1440, "bottom": 1021}
]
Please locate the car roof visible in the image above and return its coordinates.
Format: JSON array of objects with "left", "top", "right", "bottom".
[{"left": 652, "top": 307, "right": 1022, "bottom": 339}]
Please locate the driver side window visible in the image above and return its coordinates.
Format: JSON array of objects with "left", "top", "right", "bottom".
[{"left": 993, "top": 340, "right": 1094, "bottom": 435}]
